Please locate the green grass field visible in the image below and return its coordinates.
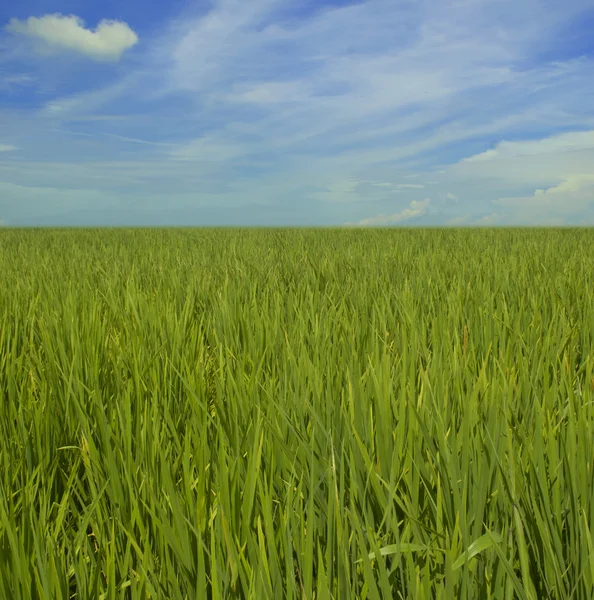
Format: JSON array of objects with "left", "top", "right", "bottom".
[{"left": 0, "top": 228, "right": 593, "bottom": 599}]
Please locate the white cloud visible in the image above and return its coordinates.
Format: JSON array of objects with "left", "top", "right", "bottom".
[
  {"left": 232, "top": 81, "right": 310, "bottom": 104},
  {"left": 448, "top": 130, "right": 594, "bottom": 189},
  {"left": 446, "top": 214, "right": 471, "bottom": 226},
  {"left": 306, "top": 178, "right": 425, "bottom": 203},
  {"left": 5, "top": 14, "right": 138, "bottom": 61},
  {"left": 168, "top": 135, "right": 247, "bottom": 161},
  {"left": 0, "top": 144, "right": 17, "bottom": 152},
  {"left": 348, "top": 198, "right": 430, "bottom": 226},
  {"left": 472, "top": 213, "right": 502, "bottom": 226},
  {"left": 0, "top": 73, "right": 36, "bottom": 90},
  {"left": 446, "top": 192, "right": 458, "bottom": 202},
  {"left": 100, "top": 133, "right": 175, "bottom": 147},
  {"left": 494, "top": 175, "right": 594, "bottom": 214},
  {"left": 40, "top": 75, "right": 141, "bottom": 118},
  {"left": 445, "top": 129, "right": 594, "bottom": 223},
  {"left": 368, "top": 182, "right": 393, "bottom": 188},
  {"left": 464, "top": 130, "right": 594, "bottom": 162},
  {"left": 307, "top": 179, "right": 362, "bottom": 202}
]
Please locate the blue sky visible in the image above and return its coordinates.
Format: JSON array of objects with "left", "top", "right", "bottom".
[{"left": 0, "top": 0, "right": 593, "bottom": 226}]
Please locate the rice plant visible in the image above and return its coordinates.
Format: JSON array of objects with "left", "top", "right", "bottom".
[{"left": 0, "top": 227, "right": 592, "bottom": 599}]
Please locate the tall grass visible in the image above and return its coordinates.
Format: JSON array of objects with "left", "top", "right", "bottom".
[{"left": 0, "top": 227, "right": 593, "bottom": 599}]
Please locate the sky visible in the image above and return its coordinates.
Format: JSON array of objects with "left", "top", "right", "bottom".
[{"left": 0, "top": 0, "right": 593, "bottom": 227}]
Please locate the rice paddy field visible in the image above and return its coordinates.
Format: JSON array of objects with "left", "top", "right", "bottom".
[{"left": 0, "top": 227, "right": 593, "bottom": 599}]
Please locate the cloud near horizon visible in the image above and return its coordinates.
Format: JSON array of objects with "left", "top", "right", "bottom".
[
  {"left": 347, "top": 199, "right": 431, "bottom": 227},
  {"left": 0, "top": 0, "right": 593, "bottom": 226}
]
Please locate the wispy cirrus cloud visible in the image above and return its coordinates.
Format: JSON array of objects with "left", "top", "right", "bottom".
[{"left": 465, "top": 129, "right": 594, "bottom": 163}]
